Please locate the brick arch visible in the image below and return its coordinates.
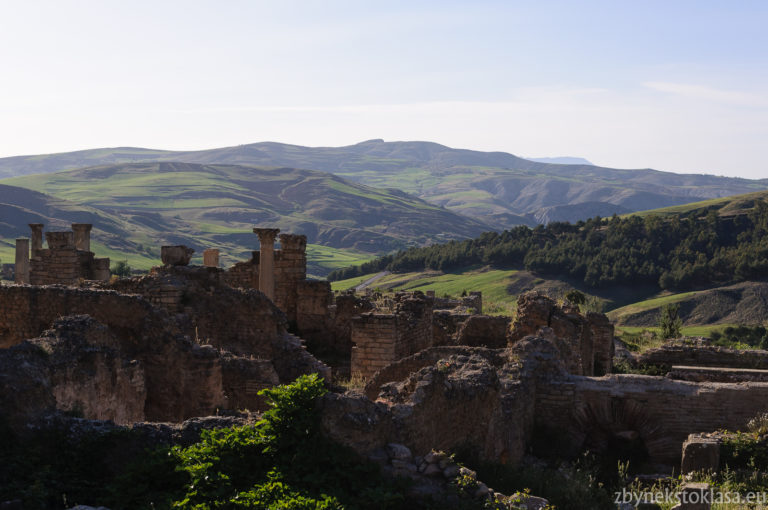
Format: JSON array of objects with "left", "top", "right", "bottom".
[{"left": 571, "top": 396, "right": 679, "bottom": 464}]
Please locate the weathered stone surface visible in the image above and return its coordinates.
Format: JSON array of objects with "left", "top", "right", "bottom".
[
  {"left": 508, "top": 292, "right": 614, "bottom": 375},
  {"left": 203, "top": 248, "right": 219, "bottom": 267},
  {"left": 14, "top": 238, "right": 29, "bottom": 284},
  {"left": 454, "top": 315, "right": 510, "bottom": 348},
  {"left": 351, "top": 292, "right": 433, "bottom": 379},
  {"left": 161, "top": 245, "right": 194, "bottom": 266},
  {"left": 681, "top": 434, "right": 721, "bottom": 475},
  {"left": 0, "top": 267, "right": 331, "bottom": 429},
  {"left": 640, "top": 339, "right": 768, "bottom": 371},
  {"left": 386, "top": 442, "right": 413, "bottom": 460}
]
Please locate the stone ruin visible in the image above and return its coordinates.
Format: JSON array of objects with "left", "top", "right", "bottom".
[
  {"left": 6, "top": 223, "right": 768, "bottom": 503},
  {"left": 14, "top": 223, "right": 110, "bottom": 285}
]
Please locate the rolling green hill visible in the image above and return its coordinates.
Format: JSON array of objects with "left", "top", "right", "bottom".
[
  {"left": 2, "top": 140, "right": 765, "bottom": 229},
  {"left": 625, "top": 190, "right": 768, "bottom": 218},
  {"left": 0, "top": 162, "right": 490, "bottom": 274}
]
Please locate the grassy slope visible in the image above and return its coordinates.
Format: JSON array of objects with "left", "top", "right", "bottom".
[
  {"left": 1, "top": 162, "right": 488, "bottom": 275},
  {"left": 332, "top": 266, "right": 616, "bottom": 316},
  {"left": 607, "top": 291, "right": 701, "bottom": 322},
  {"left": 624, "top": 189, "right": 768, "bottom": 218}
]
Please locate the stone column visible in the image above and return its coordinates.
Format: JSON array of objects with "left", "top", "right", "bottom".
[
  {"left": 28, "top": 224, "right": 44, "bottom": 255},
  {"left": 14, "top": 238, "right": 29, "bottom": 284},
  {"left": 203, "top": 249, "right": 220, "bottom": 268},
  {"left": 72, "top": 224, "right": 92, "bottom": 252},
  {"left": 253, "top": 228, "right": 280, "bottom": 300},
  {"left": 93, "top": 258, "right": 111, "bottom": 281}
]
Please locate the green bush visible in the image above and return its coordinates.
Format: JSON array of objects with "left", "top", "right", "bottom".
[{"left": 1, "top": 374, "right": 415, "bottom": 509}]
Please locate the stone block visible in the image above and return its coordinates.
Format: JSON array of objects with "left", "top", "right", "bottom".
[
  {"left": 161, "top": 245, "right": 195, "bottom": 266},
  {"left": 681, "top": 435, "right": 720, "bottom": 475}
]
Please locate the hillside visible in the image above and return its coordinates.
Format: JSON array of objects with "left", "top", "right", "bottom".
[
  {"left": 625, "top": 189, "right": 768, "bottom": 218},
  {"left": 0, "top": 162, "right": 490, "bottom": 273},
  {"left": 607, "top": 281, "right": 768, "bottom": 327},
  {"left": 1, "top": 140, "right": 765, "bottom": 229},
  {"left": 329, "top": 190, "right": 768, "bottom": 294}
]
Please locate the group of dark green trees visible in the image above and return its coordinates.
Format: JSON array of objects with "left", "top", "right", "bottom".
[{"left": 329, "top": 202, "right": 768, "bottom": 292}]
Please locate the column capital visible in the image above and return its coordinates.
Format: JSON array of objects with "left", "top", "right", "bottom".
[{"left": 253, "top": 228, "right": 280, "bottom": 245}]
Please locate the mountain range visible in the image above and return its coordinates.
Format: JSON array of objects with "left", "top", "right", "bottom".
[
  {"left": 0, "top": 139, "right": 765, "bottom": 229},
  {"left": 0, "top": 162, "right": 488, "bottom": 273}
]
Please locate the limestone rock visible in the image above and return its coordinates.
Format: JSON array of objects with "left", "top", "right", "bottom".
[
  {"left": 386, "top": 442, "right": 413, "bottom": 460},
  {"left": 681, "top": 434, "right": 720, "bottom": 475}
]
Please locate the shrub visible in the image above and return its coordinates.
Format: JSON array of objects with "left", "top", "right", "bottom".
[{"left": 658, "top": 303, "right": 682, "bottom": 339}]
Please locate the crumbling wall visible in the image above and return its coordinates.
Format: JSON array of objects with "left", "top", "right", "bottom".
[
  {"left": 273, "top": 234, "right": 307, "bottom": 324},
  {"left": 220, "top": 354, "right": 280, "bottom": 412},
  {"left": 106, "top": 266, "right": 285, "bottom": 357},
  {"left": 295, "top": 280, "right": 333, "bottom": 339},
  {"left": 534, "top": 374, "right": 768, "bottom": 464},
  {"left": 28, "top": 227, "right": 109, "bottom": 285},
  {"left": 350, "top": 292, "right": 434, "bottom": 379},
  {"left": 323, "top": 348, "right": 535, "bottom": 465},
  {"left": 432, "top": 311, "right": 471, "bottom": 346},
  {"left": 508, "top": 292, "right": 613, "bottom": 376},
  {"left": 224, "top": 253, "right": 259, "bottom": 289},
  {"left": 0, "top": 285, "right": 160, "bottom": 349},
  {"left": 639, "top": 341, "right": 768, "bottom": 370},
  {"left": 351, "top": 314, "right": 399, "bottom": 379},
  {"left": 669, "top": 365, "right": 768, "bottom": 383},
  {"left": 455, "top": 315, "right": 511, "bottom": 348}
]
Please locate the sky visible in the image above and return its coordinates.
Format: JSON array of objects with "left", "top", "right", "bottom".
[{"left": 0, "top": 0, "right": 766, "bottom": 178}]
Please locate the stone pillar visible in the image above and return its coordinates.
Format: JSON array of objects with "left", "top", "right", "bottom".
[
  {"left": 253, "top": 228, "right": 280, "bottom": 300},
  {"left": 93, "top": 258, "right": 111, "bottom": 281},
  {"left": 203, "top": 249, "right": 220, "bottom": 268},
  {"left": 14, "top": 238, "right": 29, "bottom": 284},
  {"left": 28, "top": 223, "right": 44, "bottom": 255},
  {"left": 72, "top": 224, "right": 92, "bottom": 252}
]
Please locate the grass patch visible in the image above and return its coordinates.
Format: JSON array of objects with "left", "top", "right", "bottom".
[{"left": 607, "top": 291, "right": 700, "bottom": 321}]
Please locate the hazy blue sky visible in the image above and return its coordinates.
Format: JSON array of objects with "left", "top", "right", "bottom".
[{"left": 1, "top": 1, "right": 766, "bottom": 178}]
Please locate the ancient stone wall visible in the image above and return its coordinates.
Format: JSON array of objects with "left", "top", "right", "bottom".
[
  {"left": 534, "top": 374, "right": 768, "bottom": 464},
  {"left": 295, "top": 280, "right": 333, "bottom": 338},
  {"left": 432, "top": 311, "right": 471, "bottom": 346},
  {"left": 351, "top": 314, "right": 399, "bottom": 379},
  {"left": 223, "top": 252, "right": 259, "bottom": 289},
  {"left": 508, "top": 292, "right": 614, "bottom": 376},
  {"left": 639, "top": 341, "right": 768, "bottom": 370},
  {"left": 26, "top": 226, "right": 110, "bottom": 285},
  {"left": 324, "top": 347, "right": 535, "bottom": 466},
  {"left": 669, "top": 365, "right": 768, "bottom": 383},
  {"left": 0, "top": 285, "right": 159, "bottom": 349},
  {"left": 454, "top": 315, "right": 510, "bottom": 348},
  {"left": 350, "top": 292, "right": 434, "bottom": 379},
  {"left": 106, "top": 266, "right": 285, "bottom": 358},
  {"left": 273, "top": 234, "right": 307, "bottom": 324}
]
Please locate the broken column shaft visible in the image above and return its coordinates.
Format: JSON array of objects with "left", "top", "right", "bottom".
[
  {"left": 28, "top": 224, "right": 44, "bottom": 255},
  {"left": 14, "top": 238, "right": 29, "bottom": 284},
  {"left": 253, "top": 227, "right": 280, "bottom": 300}
]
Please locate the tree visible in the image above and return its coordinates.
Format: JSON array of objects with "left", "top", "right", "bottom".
[
  {"left": 565, "top": 289, "right": 586, "bottom": 308},
  {"left": 658, "top": 303, "right": 683, "bottom": 339},
  {"left": 111, "top": 260, "right": 132, "bottom": 278}
]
